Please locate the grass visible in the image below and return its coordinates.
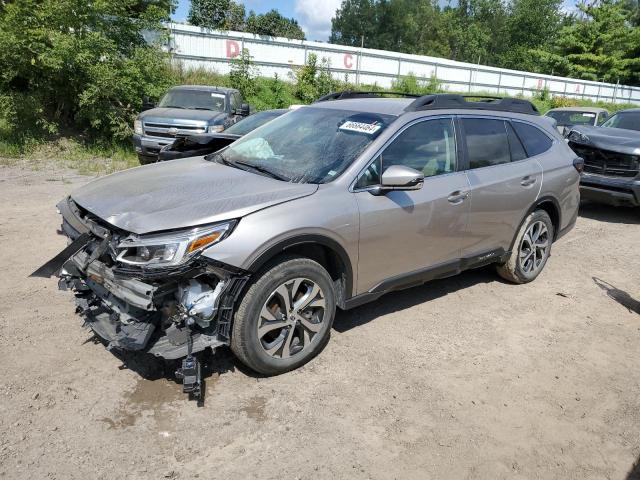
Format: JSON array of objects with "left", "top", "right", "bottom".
[{"left": 0, "top": 137, "right": 138, "bottom": 176}]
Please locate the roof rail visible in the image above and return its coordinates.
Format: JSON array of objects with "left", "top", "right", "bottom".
[
  {"left": 405, "top": 94, "right": 540, "bottom": 115},
  {"left": 314, "top": 90, "right": 421, "bottom": 103}
]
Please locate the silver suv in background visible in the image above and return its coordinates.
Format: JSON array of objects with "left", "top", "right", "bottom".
[
  {"left": 34, "top": 93, "right": 581, "bottom": 399},
  {"left": 133, "top": 85, "right": 250, "bottom": 164}
]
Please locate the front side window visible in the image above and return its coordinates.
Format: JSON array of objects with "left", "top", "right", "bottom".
[
  {"left": 463, "top": 118, "right": 510, "bottom": 169},
  {"left": 159, "top": 90, "right": 226, "bottom": 112},
  {"left": 512, "top": 122, "right": 553, "bottom": 157},
  {"left": 212, "top": 107, "right": 394, "bottom": 184},
  {"left": 380, "top": 118, "right": 457, "bottom": 177},
  {"left": 354, "top": 118, "right": 456, "bottom": 189},
  {"left": 601, "top": 111, "right": 640, "bottom": 131}
]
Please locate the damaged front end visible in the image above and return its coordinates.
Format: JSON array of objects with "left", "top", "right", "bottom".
[{"left": 32, "top": 197, "right": 249, "bottom": 399}]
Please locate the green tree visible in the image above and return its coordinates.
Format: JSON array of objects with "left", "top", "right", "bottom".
[
  {"left": 0, "top": 0, "right": 175, "bottom": 141},
  {"left": 534, "top": 0, "right": 640, "bottom": 84},
  {"left": 188, "top": 0, "right": 245, "bottom": 30},
  {"left": 245, "top": 9, "right": 305, "bottom": 39},
  {"left": 229, "top": 48, "right": 258, "bottom": 96}
]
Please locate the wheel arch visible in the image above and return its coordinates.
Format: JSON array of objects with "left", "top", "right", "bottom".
[
  {"left": 245, "top": 235, "right": 354, "bottom": 309},
  {"left": 508, "top": 195, "right": 562, "bottom": 253}
]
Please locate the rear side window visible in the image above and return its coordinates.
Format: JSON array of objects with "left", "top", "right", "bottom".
[
  {"left": 512, "top": 122, "right": 553, "bottom": 157},
  {"left": 506, "top": 122, "right": 527, "bottom": 161},
  {"left": 462, "top": 118, "right": 510, "bottom": 169}
]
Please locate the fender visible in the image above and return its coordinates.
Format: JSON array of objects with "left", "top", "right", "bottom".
[
  {"left": 246, "top": 234, "right": 355, "bottom": 300},
  {"left": 508, "top": 195, "right": 562, "bottom": 252}
]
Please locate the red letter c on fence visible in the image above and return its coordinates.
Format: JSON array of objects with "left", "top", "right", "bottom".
[
  {"left": 344, "top": 53, "right": 353, "bottom": 69},
  {"left": 226, "top": 40, "right": 240, "bottom": 58}
]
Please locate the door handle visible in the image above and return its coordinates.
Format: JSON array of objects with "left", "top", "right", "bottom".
[
  {"left": 521, "top": 176, "right": 536, "bottom": 187},
  {"left": 447, "top": 190, "right": 469, "bottom": 203}
]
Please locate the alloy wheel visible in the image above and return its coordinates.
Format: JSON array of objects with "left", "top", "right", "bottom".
[
  {"left": 519, "top": 220, "right": 549, "bottom": 275},
  {"left": 257, "top": 278, "right": 327, "bottom": 359}
]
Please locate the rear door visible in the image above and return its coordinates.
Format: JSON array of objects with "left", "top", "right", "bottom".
[
  {"left": 353, "top": 116, "right": 471, "bottom": 294},
  {"left": 459, "top": 116, "right": 543, "bottom": 257}
]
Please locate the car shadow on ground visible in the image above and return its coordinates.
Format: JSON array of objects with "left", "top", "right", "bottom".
[
  {"left": 334, "top": 265, "right": 504, "bottom": 333},
  {"left": 627, "top": 455, "right": 640, "bottom": 480},
  {"left": 593, "top": 277, "right": 640, "bottom": 315},
  {"left": 579, "top": 201, "right": 640, "bottom": 225}
]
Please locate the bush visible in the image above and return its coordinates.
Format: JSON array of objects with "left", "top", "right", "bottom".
[
  {"left": 229, "top": 48, "right": 259, "bottom": 97},
  {"left": 0, "top": 0, "right": 173, "bottom": 145},
  {"left": 392, "top": 73, "right": 442, "bottom": 94}
]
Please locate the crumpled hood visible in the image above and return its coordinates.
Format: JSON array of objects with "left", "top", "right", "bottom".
[
  {"left": 570, "top": 126, "right": 640, "bottom": 155},
  {"left": 139, "top": 107, "right": 226, "bottom": 125},
  {"left": 70, "top": 157, "right": 318, "bottom": 235}
]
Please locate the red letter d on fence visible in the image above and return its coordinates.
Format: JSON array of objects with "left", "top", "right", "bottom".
[{"left": 226, "top": 40, "right": 240, "bottom": 58}]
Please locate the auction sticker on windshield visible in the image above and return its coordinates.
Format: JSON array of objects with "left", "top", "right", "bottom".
[{"left": 339, "top": 121, "right": 382, "bottom": 135}]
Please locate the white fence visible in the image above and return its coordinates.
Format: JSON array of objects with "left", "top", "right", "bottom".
[{"left": 166, "top": 22, "right": 640, "bottom": 105}]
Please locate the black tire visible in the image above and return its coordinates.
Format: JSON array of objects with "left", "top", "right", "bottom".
[
  {"left": 231, "top": 256, "right": 336, "bottom": 375},
  {"left": 497, "top": 210, "right": 554, "bottom": 284}
]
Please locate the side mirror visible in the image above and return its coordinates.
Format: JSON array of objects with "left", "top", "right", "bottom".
[
  {"left": 141, "top": 96, "right": 156, "bottom": 111},
  {"left": 236, "top": 103, "right": 250, "bottom": 116},
  {"left": 379, "top": 165, "right": 424, "bottom": 191}
]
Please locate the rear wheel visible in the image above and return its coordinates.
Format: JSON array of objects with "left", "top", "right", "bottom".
[
  {"left": 497, "top": 210, "right": 554, "bottom": 284},
  {"left": 231, "top": 256, "right": 336, "bottom": 375}
]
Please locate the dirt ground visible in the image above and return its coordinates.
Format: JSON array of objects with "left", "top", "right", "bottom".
[{"left": 1, "top": 164, "right": 639, "bottom": 480}]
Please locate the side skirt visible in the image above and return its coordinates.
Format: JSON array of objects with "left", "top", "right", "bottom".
[{"left": 342, "top": 248, "right": 507, "bottom": 310}]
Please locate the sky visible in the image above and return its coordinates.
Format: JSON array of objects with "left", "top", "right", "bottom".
[
  {"left": 172, "top": 0, "right": 578, "bottom": 42},
  {"left": 172, "top": 0, "right": 343, "bottom": 41}
]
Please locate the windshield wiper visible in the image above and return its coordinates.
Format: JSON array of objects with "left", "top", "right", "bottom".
[
  {"left": 209, "top": 153, "right": 290, "bottom": 181},
  {"left": 233, "top": 160, "right": 291, "bottom": 182},
  {"left": 193, "top": 107, "right": 216, "bottom": 111},
  {"left": 163, "top": 105, "right": 185, "bottom": 109}
]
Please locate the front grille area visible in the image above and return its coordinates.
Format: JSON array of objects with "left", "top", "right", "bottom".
[
  {"left": 143, "top": 122, "right": 206, "bottom": 139},
  {"left": 569, "top": 142, "right": 640, "bottom": 178}
]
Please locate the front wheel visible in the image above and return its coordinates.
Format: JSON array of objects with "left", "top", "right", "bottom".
[
  {"left": 496, "top": 210, "right": 554, "bottom": 284},
  {"left": 231, "top": 256, "right": 336, "bottom": 375}
]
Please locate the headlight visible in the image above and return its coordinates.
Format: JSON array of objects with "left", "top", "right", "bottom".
[
  {"left": 134, "top": 119, "right": 143, "bottom": 135},
  {"left": 208, "top": 124, "right": 224, "bottom": 133},
  {"left": 568, "top": 130, "right": 589, "bottom": 144},
  {"left": 116, "top": 221, "right": 236, "bottom": 268}
]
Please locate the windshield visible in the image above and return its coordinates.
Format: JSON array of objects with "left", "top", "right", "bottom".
[
  {"left": 225, "top": 110, "right": 287, "bottom": 136},
  {"left": 159, "top": 89, "right": 226, "bottom": 111},
  {"left": 211, "top": 106, "right": 394, "bottom": 183},
  {"left": 601, "top": 111, "right": 640, "bottom": 131},
  {"left": 546, "top": 111, "right": 598, "bottom": 126}
]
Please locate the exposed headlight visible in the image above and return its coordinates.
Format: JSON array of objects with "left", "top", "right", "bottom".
[
  {"left": 207, "top": 125, "right": 224, "bottom": 133},
  {"left": 116, "top": 221, "right": 236, "bottom": 268},
  {"left": 134, "top": 119, "right": 143, "bottom": 135},
  {"left": 568, "top": 130, "right": 589, "bottom": 144}
]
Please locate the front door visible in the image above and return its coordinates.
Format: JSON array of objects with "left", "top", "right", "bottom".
[{"left": 353, "top": 117, "right": 471, "bottom": 294}]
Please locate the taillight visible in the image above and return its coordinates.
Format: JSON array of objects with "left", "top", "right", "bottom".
[{"left": 573, "top": 157, "right": 585, "bottom": 173}]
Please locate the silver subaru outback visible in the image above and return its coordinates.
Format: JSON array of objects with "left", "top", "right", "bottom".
[{"left": 34, "top": 93, "right": 581, "bottom": 398}]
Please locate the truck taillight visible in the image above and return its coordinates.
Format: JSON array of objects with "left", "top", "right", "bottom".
[{"left": 573, "top": 157, "right": 585, "bottom": 173}]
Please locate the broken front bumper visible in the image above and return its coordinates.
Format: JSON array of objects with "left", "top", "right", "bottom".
[{"left": 33, "top": 198, "right": 248, "bottom": 360}]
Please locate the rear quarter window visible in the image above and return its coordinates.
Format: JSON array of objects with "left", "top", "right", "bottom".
[{"left": 512, "top": 122, "right": 553, "bottom": 157}]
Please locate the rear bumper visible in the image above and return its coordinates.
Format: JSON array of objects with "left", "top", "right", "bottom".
[{"left": 580, "top": 173, "right": 640, "bottom": 207}]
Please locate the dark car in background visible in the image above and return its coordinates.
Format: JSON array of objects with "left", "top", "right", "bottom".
[
  {"left": 157, "top": 109, "right": 289, "bottom": 162},
  {"left": 566, "top": 109, "right": 640, "bottom": 207},
  {"left": 133, "top": 85, "right": 250, "bottom": 164},
  {"left": 544, "top": 107, "right": 609, "bottom": 136}
]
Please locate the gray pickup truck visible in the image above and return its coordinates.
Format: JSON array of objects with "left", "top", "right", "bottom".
[{"left": 133, "top": 85, "right": 250, "bottom": 164}]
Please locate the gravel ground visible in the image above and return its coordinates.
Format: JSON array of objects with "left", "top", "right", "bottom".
[{"left": 1, "top": 165, "right": 639, "bottom": 480}]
